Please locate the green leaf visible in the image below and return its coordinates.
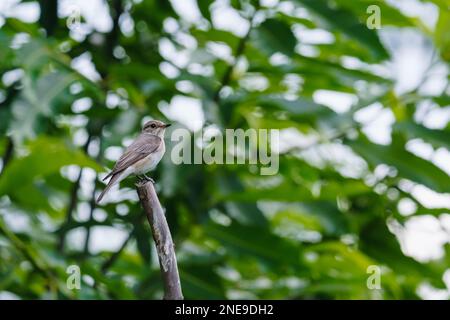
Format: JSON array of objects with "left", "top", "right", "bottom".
[
  {"left": 296, "top": 0, "right": 389, "bottom": 60},
  {"left": 135, "top": 224, "right": 152, "bottom": 264},
  {"left": 252, "top": 18, "right": 297, "bottom": 57},
  {"left": 180, "top": 265, "right": 226, "bottom": 299},
  {"left": 191, "top": 28, "right": 241, "bottom": 49},
  {"left": 360, "top": 218, "right": 446, "bottom": 288},
  {"left": 434, "top": 9, "right": 450, "bottom": 61},
  {"left": 204, "top": 221, "right": 302, "bottom": 268},
  {"left": 335, "top": 0, "right": 422, "bottom": 28},
  {"left": 432, "top": 94, "right": 450, "bottom": 107},
  {"left": 257, "top": 96, "right": 334, "bottom": 118},
  {"left": 216, "top": 173, "right": 268, "bottom": 227},
  {"left": 197, "top": 0, "right": 214, "bottom": 22},
  {"left": 347, "top": 134, "right": 450, "bottom": 193},
  {"left": 0, "top": 136, "right": 101, "bottom": 200},
  {"left": 395, "top": 121, "right": 450, "bottom": 149},
  {"left": 271, "top": 202, "right": 350, "bottom": 237}
]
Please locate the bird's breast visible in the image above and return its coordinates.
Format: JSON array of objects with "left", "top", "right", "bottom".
[{"left": 132, "top": 141, "right": 165, "bottom": 174}]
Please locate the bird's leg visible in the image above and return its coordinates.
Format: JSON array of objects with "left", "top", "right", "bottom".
[
  {"left": 136, "top": 175, "right": 145, "bottom": 182},
  {"left": 143, "top": 174, "right": 155, "bottom": 184}
]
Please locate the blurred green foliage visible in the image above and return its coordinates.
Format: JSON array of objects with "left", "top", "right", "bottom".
[{"left": 0, "top": 0, "right": 449, "bottom": 299}]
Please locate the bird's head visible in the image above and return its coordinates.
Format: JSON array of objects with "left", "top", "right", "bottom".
[{"left": 142, "top": 120, "right": 171, "bottom": 137}]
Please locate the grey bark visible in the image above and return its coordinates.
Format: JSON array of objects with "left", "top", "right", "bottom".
[{"left": 136, "top": 181, "right": 183, "bottom": 300}]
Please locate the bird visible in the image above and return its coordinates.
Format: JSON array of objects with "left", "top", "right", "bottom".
[{"left": 96, "top": 120, "right": 171, "bottom": 204}]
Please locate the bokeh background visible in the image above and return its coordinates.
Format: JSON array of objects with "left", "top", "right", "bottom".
[{"left": 0, "top": 0, "right": 449, "bottom": 299}]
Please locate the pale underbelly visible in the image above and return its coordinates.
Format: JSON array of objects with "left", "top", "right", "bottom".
[{"left": 132, "top": 149, "right": 164, "bottom": 175}]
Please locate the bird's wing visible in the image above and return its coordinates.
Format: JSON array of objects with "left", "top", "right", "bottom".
[{"left": 107, "top": 134, "right": 162, "bottom": 178}]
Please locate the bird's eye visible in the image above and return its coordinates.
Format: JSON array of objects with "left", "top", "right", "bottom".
[{"left": 151, "top": 124, "right": 156, "bottom": 128}]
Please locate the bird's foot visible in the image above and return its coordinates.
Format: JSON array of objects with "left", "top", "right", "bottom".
[{"left": 143, "top": 174, "right": 155, "bottom": 184}]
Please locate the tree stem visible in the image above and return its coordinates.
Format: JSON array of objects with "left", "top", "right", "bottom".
[
  {"left": 100, "top": 229, "right": 134, "bottom": 272},
  {"left": 212, "top": 26, "right": 252, "bottom": 103},
  {"left": 38, "top": 0, "right": 58, "bottom": 36},
  {"left": 212, "top": 12, "right": 257, "bottom": 104},
  {"left": 0, "top": 137, "right": 14, "bottom": 176},
  {"left": 57, "top": 135, "right": 93, "bottom": 252},
  {"left": 136, "top": 181, "right": 183, "bottom": 300}
]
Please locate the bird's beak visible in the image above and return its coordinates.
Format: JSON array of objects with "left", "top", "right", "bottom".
[{"left": 164, "top": 123, "right": 172, "bottom": 128}]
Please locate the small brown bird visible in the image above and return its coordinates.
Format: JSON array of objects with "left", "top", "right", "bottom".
[{"left": 96, "top": 120, "right": 171, "bottom": 203}]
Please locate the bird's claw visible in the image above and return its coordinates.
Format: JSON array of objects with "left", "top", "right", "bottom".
[
  {"left": 143, "top": 174, "right": 155, "bottom": 184},
  {"left": 137, "top": 174, "right": 154, "bottom": 184}
]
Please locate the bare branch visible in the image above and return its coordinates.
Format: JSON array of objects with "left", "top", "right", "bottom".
[
  {"left": 57, "top": 135, "right": 93, "bottom": 252},
  {"left": 100, "top": 230, "right": 134, "bottom": 272},
  {"left": 212, "top": 9, "right": 259, "bottom": 104},
  {"left": 212, "top": 23, "right": 252, "bottom": 104},
  {"left": 136, "top": 181, "right": 183, "bottom": 300}
]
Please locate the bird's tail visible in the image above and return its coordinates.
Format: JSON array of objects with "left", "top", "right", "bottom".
[{"left": 96, "top": 173, "right": 121, "bottom": 204}]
